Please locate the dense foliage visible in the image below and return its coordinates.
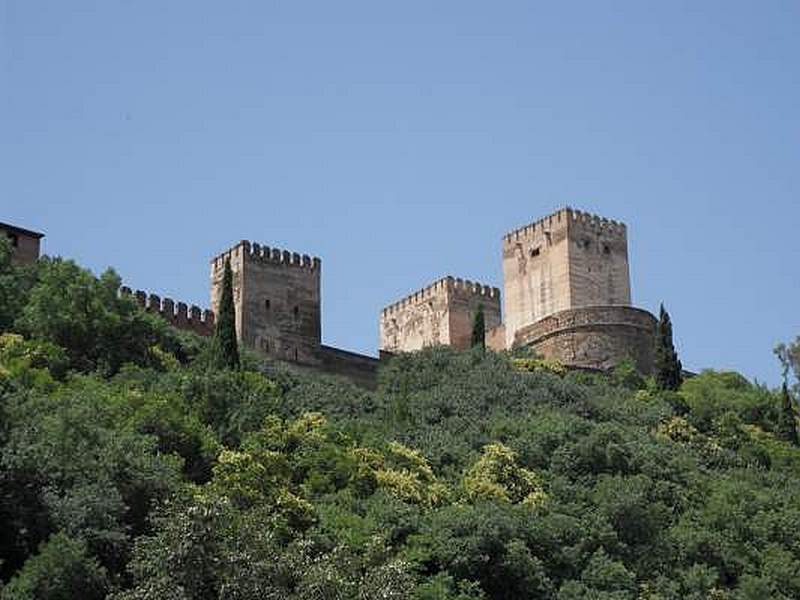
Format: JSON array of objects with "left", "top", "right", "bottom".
[{"left": 1, "top": 239, "right": 799, "bottom": 599}]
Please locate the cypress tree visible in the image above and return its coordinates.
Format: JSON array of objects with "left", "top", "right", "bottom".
[
  {"left": 777, "top": 382, "right": 799, "bottom": 446},
  {"left": 212, "top": 258, "right": 240, "bottom": 370},
  {"left": 654, "top": 303, "right": 682, "bottom": 390},
  {"left": 471, "top": 305, "right": 486, "bottom": 350}
]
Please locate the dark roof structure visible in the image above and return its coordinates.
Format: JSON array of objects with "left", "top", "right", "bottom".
[{"left": 0, "top": 222, "right": 45, "bottom": 239}]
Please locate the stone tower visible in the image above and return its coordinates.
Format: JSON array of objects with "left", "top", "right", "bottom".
[
  {"left": 380, "top": 276, "right": 501, "bottom": 353},
  {"left": 210, "top": 240, "right": 322, "bottom": 364},
  {"left": 501, "top": 208, "right": 631, "bottom": 347},
  {"left": 500, "top": 208, "right": 655, "bottom": 373}
]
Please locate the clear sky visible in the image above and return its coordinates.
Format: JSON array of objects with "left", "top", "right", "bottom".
[{"left": 2, "top": 1, "right": 798, "bottom": 385}]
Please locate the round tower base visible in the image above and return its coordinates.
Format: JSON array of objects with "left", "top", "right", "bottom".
[{"left": 513, "top": 306, "right": 657, "bottom": 374}]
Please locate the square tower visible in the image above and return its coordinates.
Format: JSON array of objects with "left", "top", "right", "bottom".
[
  {"left": 380, "top": 276, "right": 501, "bottom": 353},
  {"left": 210, "top": 241, "right": 322, "bottom": 364},
  {"left": 502, "top": 208, "right": 631, "bottom": 347}
]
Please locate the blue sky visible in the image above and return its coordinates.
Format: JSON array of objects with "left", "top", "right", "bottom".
[{"left": 2, "top": 1, "right": 798, "bottom": 385}]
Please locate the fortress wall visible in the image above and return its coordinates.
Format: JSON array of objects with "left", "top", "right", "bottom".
[
  {"left": 513, "top": 305, "right": 656, "bottom": 373},
  {"left": 447, "top": 278, "right": 502, "bottom": 350},
  {"left": 486, "top": 324, "right": 506, "bottom": 352},
  {"left": 210, "top": 242, "right": 247, "bottom": 342},
  {"left": 566, "top": 210, "right": 631, "bottom": 308},
  {"left": 380, "top": 278, "right": 452, "bottom": 352},
  {"left": 121, "top": 286, "right": 215, "bottom": 337},
  {"left": 317, "top": 345, "right": 381, "bottom": 389},
  {"left": 502, "top": 208, "right": 572, "bottom": 347},
  {"left": 211, "top": 240, "right": 322, "bottom": 365}
]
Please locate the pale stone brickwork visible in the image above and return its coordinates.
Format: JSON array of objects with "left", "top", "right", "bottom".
[
  {"left": 382, "top": 207, "right": 655, "bottom": 373},
  {"left": 380, "top": 276, "right": 501, "bottom": 353},
  {"left": 513, "top": 306, "right": 656, "bottom": 373},
  {"left": 502, "top": 208, "right": 630, "bottom": 348}
]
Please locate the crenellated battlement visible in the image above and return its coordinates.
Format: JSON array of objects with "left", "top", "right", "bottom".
[
  {"left": 121, "top": 286, "right": 215, "bottom": 337},
  {"left": 381, "top": 275, "right": 500, "bottom": 316},
  {"left": 210, "top": 240, "right": 321, "bottom": 271},
  {"left": 449, "top": 276, "right": 502, "bottom": 302},
  {"left": 567, "top": 207, "right": 626, "bottom": 236},
  {"left": 503, "top": 207, "right": 625, "bottom": 244}
]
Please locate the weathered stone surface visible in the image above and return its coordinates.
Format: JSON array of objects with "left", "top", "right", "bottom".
[
  {"left": 502, "top": 208, "right": 631, "bottom": 348},
  {"left": 513, "top": 306, "right": 656, "bottom": 373},
  {"left": 210, "top": 241, "right": 322, "bottom": 365},
  {"left": 380, "top": 276, "right": 501, "bottom": 353},
  {"left": 486, "top": 324, "right": 506, "bottom": 352}
]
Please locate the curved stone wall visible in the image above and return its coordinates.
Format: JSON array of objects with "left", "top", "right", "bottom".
[{"left": 513, "top": 305, "right": 657, "bottom": 373}]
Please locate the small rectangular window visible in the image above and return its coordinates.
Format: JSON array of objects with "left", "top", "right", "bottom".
[
  {"left": 529, "top": 247, "right": 540, "bottom": 257},
  {"left": 8, "top": 233, "right": 18, "bottom": 248}
]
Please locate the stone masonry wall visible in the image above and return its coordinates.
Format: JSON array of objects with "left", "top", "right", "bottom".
[
  {"left": 513, "top": 305, "right": 656, "bottom": 373},
  {"left": 381, "top": 276, "right": 501, "bottom": 353},
  {"left": 447, "top": 280, "right": 502, "bottom": 350},
  {"left": 381, "top": 278, "right": 451, "bottom": 352},
  {"left": 566, "top": 211, "right": 631, "bottom": 309},
  {"left": 502, "top": 208, "right": 631, "bottom": 348},
  {"left": 211, "top": 241, "right": 322, "bottom": 365},
  {"left": 121, "top": 286, "right": 215, "bottom": 337},
  {"left": 502, "top": 209, "right": 571, "bottom": 348}
]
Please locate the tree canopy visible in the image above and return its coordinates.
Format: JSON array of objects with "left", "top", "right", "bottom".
[{"left": 1, "top": 248, "right": 799, "bottom": 599}]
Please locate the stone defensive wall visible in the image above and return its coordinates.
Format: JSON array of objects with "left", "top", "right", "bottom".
[
  {"left": 502, "top": 207, "right": 626, "bottom": 245},
  {"left": 513, "top": 305, "right": 656, "bottom": 373},
  {"left": 317, "top": 345, "right": 381, "bottom": 389},
  {"left": 381, "top": 275, "right": 500, "bottom": 316},
  {"left": 121, "top": 286, "right": 215, "bottom": 337},
  {"left": 211, "top": 240, "right": 321, "bottom": 271}
]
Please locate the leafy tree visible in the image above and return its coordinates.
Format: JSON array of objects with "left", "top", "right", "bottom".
[
  {"left": 0, "top": 236, "right": 39, "bottom": 334},
  {"left": 654, "top": 303, "right": 682, "bottom": 391},
  {"left": 463, "top": 442, "right": 545, "bottom": 506},
  {"left": 776, "top": 382, "right": 799, "bottom": 446},
  {"left": 1, "top": 377, "right": 182, "bottom": 575},
  {"left": 15, "top": 258, "right": 179, "bottom": 375},
  {"left": 211, "top": 258, "right": 239, "bottom": 370},
  {"left": 471, "top": 305, "right": 485, "bottom": 350},
  {"left": 776, "top": 336, "right": 800, "bottom": 394},
  {"left": 1, "top": 533, "right": 109, "bottom": 600}
]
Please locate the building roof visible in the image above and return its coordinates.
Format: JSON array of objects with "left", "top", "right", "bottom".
[{"left": 0, "top": 222, "right": 45, "bottom": 239}]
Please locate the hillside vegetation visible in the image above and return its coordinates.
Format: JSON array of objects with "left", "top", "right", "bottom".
[{"left": 1, "top": 239, "right": 799, "bottom": 600}]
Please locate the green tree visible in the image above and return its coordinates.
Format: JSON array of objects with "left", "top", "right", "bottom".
[
  {"left": 16, "top": 258, "right": 177, "bottom": 374},
  {"left": 0, "top": 533, "right": 109, "bottom": 600},
  {"left": 654, "top": 303, "right": 682, "bottom": 391},
  {"left": 777, "top": 382, "right": 799, "bottom": 446},
  {"left": 776, "top": 336, "right": 800, "bottom": 394},
  {"left": 0, "top": 236, "right": 39, "bottom": 334},
  {"left": 211, "top": 259, "right": 239, "bottom": 370},
  {"left": 471, "top": 305, "right": 486, "bottom": 350}
]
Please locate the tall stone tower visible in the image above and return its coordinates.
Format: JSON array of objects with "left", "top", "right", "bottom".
[
  {"left": 502, "top": 208, "right": 631, "bottom": 347},
  {"left": 501, "top": 207, "right": 655, "bottom": 372},
  {"left": 210, "top": 241, "right": 322, "bottom": 364}
]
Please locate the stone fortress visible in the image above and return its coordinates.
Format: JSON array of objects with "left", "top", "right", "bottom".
[
  {"left": 1, "top": 207, "right": 657, "bottom": 386},
  {"left": 380, "top": 208, "right": 656, "bottom": 374}
]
